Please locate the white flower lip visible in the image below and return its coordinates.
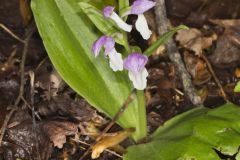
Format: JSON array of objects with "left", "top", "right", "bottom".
[
  {"left": 135, "top": 14, "right": 152, "bottom": 40},
  {"left": 103, "top": 6, "right": 132, "bottom": 32},
  {"left": 108, "top": 48, "right": 123, "bottom": 71}
]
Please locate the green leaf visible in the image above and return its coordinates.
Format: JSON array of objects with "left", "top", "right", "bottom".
[
  {"left": 78, "top": 2, "right": 126, "bottom": 45},
  {"left": 78, "top": 2, "right": 117, "bottom": 35},
  {"left": 124, "top": 103, "right": 240, "bottom": 160},
  {"left": 80, "top": 0, "right": 116, "bottom": 9},
  {"left": 31, "top": 0, "right": 146, "bottom": 141},
  {"left": 144, "top": 25, "right": 189, "bottom": 56},
  {"left": 119, "top": 0, "right": 129, "bottom": 21},
  {"left": 234, "top": 81, "right": 240, "bottom": 92}
]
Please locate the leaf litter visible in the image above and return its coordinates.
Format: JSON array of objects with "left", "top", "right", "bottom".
[{"left": 0, "top": 0, "right": 240, "bottom": 159}]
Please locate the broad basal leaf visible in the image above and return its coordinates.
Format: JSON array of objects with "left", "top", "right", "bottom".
[
  {"left": 124, "top": 103, "right": 240, "bottom": 160},
  {"left": 78, "top": 2, "right": 118, "bottom": 36},
  {"left": 78, "top": 2, "right": 126, "bottom": 45},
  {"left": 31, "top": 0, "right": 146, "bottom": 141}
]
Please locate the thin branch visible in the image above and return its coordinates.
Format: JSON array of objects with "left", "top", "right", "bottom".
[
  {"left": 79, "top": 89, "right": 136, "bottom": 160},
  {"left": 98, "top": 89, "right": 136, "bottom": 140},
  {"left": 21, "top": 97, "right": 42, "bottom": 120},
  {"left": 154, "top": 0, "right": 202, "bottom": 105},
  {"left": 201, "top": 55, "right": 229, "bottom": 102},
  {"left": 0, "top": 23, "right": 25, "bottom": 43},
  {"left": 0, "top": 25, "right": 35, "bottom": 146},
  {"left": 0, "top": 108, "right": 17, "bottom": 146},
  {"left": 72, "top": 138, "right": 123, "bottom": 159},
  {"left": 29, "top": 71, "right": 42, "bottom": 160}
]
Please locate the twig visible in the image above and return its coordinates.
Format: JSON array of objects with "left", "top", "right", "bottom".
[
  {"left": 21, "top": 97, "right": 42, "bottom": 120},
  {"left": 72, "top": 138, "right": 123, "bottom": 158},
  {"left": 0, "top": 25, "right": 35, "bottom": 147},
  {"left": 97, "top": 89, "right": 136, "bottom": 140},
  {"left": 29, "top": 71, "right": 42, "bottom": 160},
  {"left": 0, "top": 23, "right": 25, "bottom": 43},
  {"left": 0, "top": 108, "right": 17, "bottom": 146},
  {"left": 0, "top": 47, "right": 17, "bottom": 72},
  {"left": 15, "top": 26, "right": 35, "bottom": 105},
  {"left": 201, "top": 55, "right": 229, "bottom": 102},
  {"left": 154, "top": 0, "right": 202, "bottom": 105},
  {"left": 79, "top": 89, "right": 136, "bottom": 160},
  {"left": 105, "top": 148, "right": 123, "bottom": 159}
]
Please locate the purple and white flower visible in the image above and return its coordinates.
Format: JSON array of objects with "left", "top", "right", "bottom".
[
  {"left": 124, "top": 0, "right": 156, "bottom": 40},
  {"left": 92, "top": 36, "right": 123, "bottom": 71},
  {"left": 103, "top": 6, "right": 132, "bottom": 32},
  {"left": 123, "top": 53, "right": 148, "bottom": 90}
]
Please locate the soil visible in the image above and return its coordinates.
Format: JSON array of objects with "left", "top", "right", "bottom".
[{"left": 0, "top": 0, "right": 240, "bottom": 160}]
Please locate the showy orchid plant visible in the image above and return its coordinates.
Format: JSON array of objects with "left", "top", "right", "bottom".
[
  {"left": 32, "top": 0, "right": 187, "bottom": 142},
  {"left": 92, "top": 0, "right": 155, "bottom": 90},
  {"left": 33, "top": 1, "right": 236, "bottom": 159}
]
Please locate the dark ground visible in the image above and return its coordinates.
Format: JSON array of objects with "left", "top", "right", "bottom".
[{"left": 0, "top": 0, "right": 240, "bottom": 159}]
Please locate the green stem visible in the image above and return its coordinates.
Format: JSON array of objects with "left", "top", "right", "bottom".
[
  {"left": 134, "top": 90, "right": 147, "bottom": 141},
  {"left": 122, "top": 32, "right": 131, "bottom": 53}
]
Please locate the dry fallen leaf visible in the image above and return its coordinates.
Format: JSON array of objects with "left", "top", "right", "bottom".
[
  {"left": 19, "top": 0, "right": 32, "bottom": 26},
  {"left": 176, "top": 28, "right": 217, "bottom": 56},
  {"left": 184, "top": 52, "right": 211, "bottom": 85},
  {"left": 3, "top": 110, "right": 53, "bottom": 160},
  {"left": 91, "top": 128, "right": 135, "bottom": 159},
  {"left": 37, "top": 96, "right": 96, "bottom": 122},
  {"left": 209, "top": 19, "right": 240, "bottom": 68},
  {"left": 235, "top": 68, "right": 240, "bottom": 78},
  {"left": 35, "top": 59, "right": 64, "bottom": 98},
  {"left": 42, "top": 120, "right": 78, "bottom": 148}
]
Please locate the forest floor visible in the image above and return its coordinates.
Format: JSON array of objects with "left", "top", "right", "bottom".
[{"left": 0, "top": 0, "right": 240, "bottom": 159}]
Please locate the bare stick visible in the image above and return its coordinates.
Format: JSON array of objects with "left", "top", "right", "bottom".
[
  {"left": 201, "top": 55, "right": 229, "bottom": 102},
  {"left": 72, "top": 138, "right": 123, "bottom": 158},
  {"left": 0, "top": 25, "right": 35, "bottom": 146},
  {"left": 21, "top": 97, "right": 42, "bottom": 120},
  {"left": 98, "top": 89, "right": 136, "bottom": 140},
  {"left": 79, "top": 89, "right": 136, "bottom": 160},
  {"left": 154, "top": 0, "right": 202, "bottom": 105},
  {"left": 0, "top": 23, "right": 25, "bottom": 43},
  {"left": 29, "top": 71, "right": 42, "bottom": 160},
  {"left": 0, "top": 108, "right": 17, "bottom": 146}
]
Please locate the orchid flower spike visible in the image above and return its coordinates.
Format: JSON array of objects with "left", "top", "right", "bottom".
[
  {"left": 103, "top": 6, "right": 132, "bottom": 32},
  {"left": 92, "top": 36, "right": 123, "bottom": 71},
  {"left": 123, "top": 53, "right": 148, "bottom": 90},
  {"left": 124, "top": 0, "right": 156, "bottom": 40}
]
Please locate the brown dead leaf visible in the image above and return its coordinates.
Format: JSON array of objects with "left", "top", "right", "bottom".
[
  {"left": 19, "top": 0, "right": 32, "bottom": 26},
  {"left": 37, "top": 96, "right": 96, "bottom": 122},
  {"left": 184, "top": 52, "right": 211, "bottom": 85},
  {"left": 3, "top": 109, "right": 53, "bottom": 160},
  {"left": 211, "top": 19, "right": 240, "bottom": 27},
  {"left": 198, "top": 87, "right": 209, "bottom": 101},
  {"left": 91, "top": 128, "right": 135, "bottom": 159},
  {"left": 35, "top": 59, "right": 64, "bottom": 99},
  {"left": 209, "top": 19, "right": 240, "bottom": 68},
  {"left": 42, "top": 120, "right": 78, "bottom": 148},
  {"left": 235, "top": 68, "right": 240, "bottom": 78},
  {"left": 176, "top": 28, "right": 217, "bottom": 56},
  {"left": 166, "top": 0, "right": 240, "bottom": 27}
]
